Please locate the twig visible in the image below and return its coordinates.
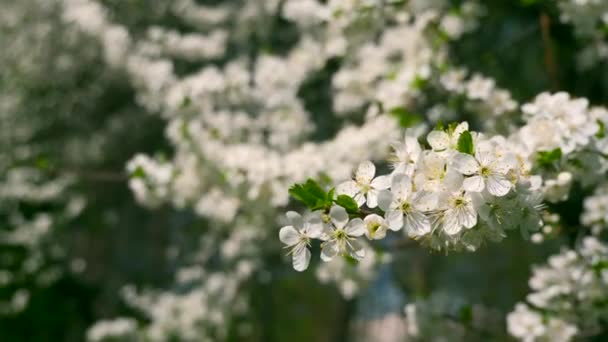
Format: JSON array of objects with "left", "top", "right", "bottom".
[{"left": 540, "top": 13, "right": 559, "bottom": 90}]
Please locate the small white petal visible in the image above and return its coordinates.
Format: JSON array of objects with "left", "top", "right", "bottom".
[
  {"left": 371, "top": 175, "right": 391, "bottom": 190},
  {"left": 475, "top": 149, "right": 495, "bottom": 167},
  {"left": 413, "top": 192, "right": 438, "bottom": 211},
  {"left": 330, "top": 205, "right": 349, "bottom": 229},
  {"left": 349, "top": 240, "right": 366, "bottom": 260},
  {"left": 427, "top": 131, "right": 450, "bottom": 151},
  {"left": 443, "top": 210, "right": 462, "bottom": 235},
  {"left": 321, "top": 241, "right": 338, "bottom": 262},
  {"left": 452, "top": 153, "right": 479, "bottom": 175},
  {"left": 459, "top": 203, "right": 478, "bottom": 228},
  {"left": 292, "top": 245, "right": 311, "bottom": 272},
  {"left": 356, "top": 161, "right": 376, "bottom": 182},
  {"left": 386, "top": 210, "right": 404, "bottom": 231},
  {"left": 453, "top": 122, "right": 469, "bottom": 136},
  {"left": 392, "top": 173, "right": 412, "bottom": 200},
  {"left": 405, "top": 211, "right": 431, "bottom": 237},
  {"left": 486, "top": 174, "right": 512, "bottom": 197},
  {"left": 443, "top": 170, "right": 464, "bottom": 192},
  {"left": 497, "top": 154, "right": 517, "bottom": 173},
  {"left": 345, "top": 218, "right": 365, "bottom": 237},
  {"left": 305, "top": 216, "right": 323, "bottom": 238},
  {"left": 286, "top": 211, "right": 304, "bottom": 230},
  {"left": 463, "top": 175, "right": 485, "bottom": 192},
  {"left": 366, "top": 190, "right": 379, "bottom": 208},
  {"left": 377, "top": 190, "right": 393, "bottom": 211},
  {"left": 353, "top": 193, "right": 366, "bottom": 207},
  {"left": 279, "top": 226, "right": 299, "bottom": 246},
  {"left": 336, "top": 180, "right": 358, "bottom": 197}
]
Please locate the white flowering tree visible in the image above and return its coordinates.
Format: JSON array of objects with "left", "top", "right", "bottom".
[{"left": 2, "top": 0, "right": 608, "bottom": 341}]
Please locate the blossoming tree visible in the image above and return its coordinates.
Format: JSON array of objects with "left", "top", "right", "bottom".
[{"left": 2, "top": 0, "right": 608, "bottom": 341}]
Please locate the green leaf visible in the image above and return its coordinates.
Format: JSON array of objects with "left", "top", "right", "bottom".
[
  {"left": 35, "top": 157, "right": 51, "bottom": 171},
  {"left": 537, "top": 148, "right": 562, "bottom": 169},
  {"left": 457, "top": 130, "right": 474, "bottom": 155},
  {"left": 596, "top": 120, "right": 606, "bottom": 139},
  {"left": 447, "top": 122, "right": 459, "bottom": 134},
  {"left": 459, "top": 305, "right": 473, "bottom": 324},
  {"left": 327, "top": 188, "right": 335, "bottom": 202},
  {"left": 131, "top": 166, "right": 146, "bottom": 179},
  {"left": 289, "top": 179, "right": 333, "bottom": 210},
  {"left": 435, "top": 120, "right": 445, "bottom": 131},
  {"left": 389, "top": 107, "right": 421, "bottom": 128},
  {"left": 343, "top": 254, "right": 359, "bottom": 266},
  {"left": 180, "top": 96, "right": 191, "bottom": 109},
  {"left": 410, "top": 76, "right": 427, "bottom": 90},
  {"left": 335, "top": 195, "right": 359, "bottom": 215}
]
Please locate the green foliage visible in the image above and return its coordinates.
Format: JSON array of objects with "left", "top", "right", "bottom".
[
  {"left": 289, "top": 180, "right": 360, "bottom": 215},
  {"left": 459, "top": 305, "right": 473, "bottom": 324},
  {"left": 537, "top": 148, "right": 562, "bottom": 169},
  {"left": 289, "top": 179, "right": 334, "bottom": 211},
  {"left": 457, "top": 131, "right": 474, "bottom": 155},
  {"left": 335, "top": 195, "right": 359, "bottom": 215},
  {"left": 343, "top": 254, "right": 359, "bottom": 266},
  {"left": 130, "top": 166, "right": 146, "bottom": 179},
  {"left": 389, "top": 106, "right": 422, "bottom": 128},
  {"left": 597, "top": 120, "right": 606, "bottom": 139}
]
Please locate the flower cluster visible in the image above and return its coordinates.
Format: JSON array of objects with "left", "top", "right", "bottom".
[
  {"left": 508, "top": 236, "right": 608, "bottom": 341},
  {"left": 280, "top": 122, "right": 547, "bottom": 270}
]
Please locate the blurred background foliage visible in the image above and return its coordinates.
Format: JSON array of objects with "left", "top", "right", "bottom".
[{"left": 0, "top": 0, "right": 606, "bottom": 341}]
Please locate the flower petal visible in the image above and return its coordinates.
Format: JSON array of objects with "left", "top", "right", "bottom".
[
  {"left": 413, "top": 192, "right": 438, "bottom": 211},
  {"left": 356, "top": 161, "right": 376, "bottom": 181},
  {"left": 330, "top": 205, "right": 349, "bottom": 229},
  {"left": 366, "top": 190, "right": 379, "bottom": 208},
  {"left": 345, "top": 218, "right": 365, "bottom": 237},
  {"left": 305, "top": 215, "right": 323, "bottom": 238},
  {"left": 292, "top": 245, "right": 311, "bottom": 272},
  {"left": 386, "top": 210, "right": 404, "bottom": 231},
  {"left": 486, "top": 174, "right": 512, "bottom": 197},
  {"left": 391, "top": 173, "right": 412, "bottom": 199},
  {"left": 336, "top": 180, "right": 358, "bottom": 197},
  {"left": 320, "top": 241, "right": 338, "bottom": 262},
  {"left": 348, "top": 240, "right": 366, "bottom": 260},
  {"left": 405, "top": 210, "right": 431, "bottom": 237},
  {"left": 371, "top": 175, "right": 391, "bottom": 190},
  {"left": 377, "top": 189, "right": 393, "bottom": 211},
  {"left": 452, "top": 152, "right": 479, "bottom": 175},
  {"left": 459, "top": 203, "right": 478, "bottom": 228},
  {"left": 443, "top": 210, "right": 462, "bottom": 235},
  {"left": 286, "top": 211, "right": 304, "bottom": 230},
  {"left": 353, "top": 193, "right": 366, "bottom": 207},
  {"left": 427, "top": 130, "right": 450, "bottom": 151},
  {"left": 279, "top": 225, "right": 299, "bottom": 246},
  {"left": 463, "top": 175, "right": 485, "bottom": 193}
]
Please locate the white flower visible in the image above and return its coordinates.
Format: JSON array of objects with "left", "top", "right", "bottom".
[
  {"left": 426, "top": 122, "right": 469, "bottom": 152},
  {"left": 378, "top": 174, "right": 432, "bottom": 237},
  {"left": 507, "top": 303, "right": 546, "bottom": 342},
  {"left": 389, "top": 136, "right": 421, "bottom": 177},
  {"left": 336, "top": 161, "right": 391, "bottom": 208},
  {"left": 413, "top": 151, "right": 463, "bottom": 192},
  {"left": 279, "top": 211, "right": 323, "bottom": 271},
  {"left": 452, "top": 147, "right": 514, "bottom": 196},
  {"left": 320, "top": 206, "right": 366, "bottom": 261},
  {"left": 363, "top": 214, "right": 389, "bottom": 240},
  {"left": 437, "top": 191, "right": 477, "bottom": 235},
  {"left": 466, "top": 74, "right": 495, "bottom": 100}
]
